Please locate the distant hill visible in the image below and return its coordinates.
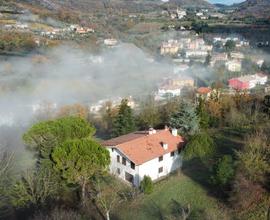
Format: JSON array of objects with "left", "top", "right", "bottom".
[
  {"left": 17, "top": 0, "right": 214, "bottom": 13},
  {"left": 233, "top": 0, "right": 270, "bottom": 18},
  {"left": 163, "top": 0, "right": 214, "bottom": 8}
]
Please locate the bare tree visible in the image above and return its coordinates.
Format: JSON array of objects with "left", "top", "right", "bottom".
[
  {"left": 0, "top": 148, "right": 14, "bottom": 218},
  {"left": 91, "top": 176, "right": 128, "bottom": 220},
  {"left": 0, "top": 149, "right": 14, "bottom": 179},
  {"left": 11, "top": 169, "right": 58, "bottom": 208}
]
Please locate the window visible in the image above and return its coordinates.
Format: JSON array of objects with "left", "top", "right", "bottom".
[
  {"left": 178, "top": 148, "right": 181, "bottom": 154},
  {"left": 125, "top": 172, "right": 134, "bottom": 183},
  {"left": 117, "top": 155, "right": 120, "bottom": 163},
  {"left": 131, "top": 162, "right": 135, "bottom": 170},
  {"left": 117, "top": 168, "right": 120, "bottom": 175},
  {"left": 159, "top": 156, "right": 163, "bottom": 162},
  {"left": 122, "top": 157, "right": 126, "bottom": 165},
  {"left": 158, "top": 167, "right": 163, "bottom": 173},
  {"left": 170, "top": 151, "right": 175, "bottom": 157},
  {"left": 112, "top": 148, "right": 114, "bottom": 152}
]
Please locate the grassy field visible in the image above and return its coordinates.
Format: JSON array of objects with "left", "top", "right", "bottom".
[{"left": 114, "top": 172, "right": 231, "bottom": 220}]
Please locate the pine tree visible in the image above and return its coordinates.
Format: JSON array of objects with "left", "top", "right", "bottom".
[
  {"left": 112, "top": 99, "right": 136, "bottom": 137},
  {"left": 169, "top": 101, "right": 199, "bottom": 135}
]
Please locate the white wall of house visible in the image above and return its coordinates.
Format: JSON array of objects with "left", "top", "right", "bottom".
[{"left": 107, "top": 147, "right": 182, "bottom": 187}]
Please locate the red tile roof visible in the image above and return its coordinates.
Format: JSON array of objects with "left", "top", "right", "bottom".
[
  {"left": 103, "top": 130, "right": 185, "bottom": 165},
  {"left": 197, "top": 87, "right": 212, "bottom": 94}
]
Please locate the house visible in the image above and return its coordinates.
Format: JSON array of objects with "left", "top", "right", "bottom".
[
  {"left": 156, "top": 76, "right": 194, "bottom": 99},
  {"left": 196, "top": 87, "right": 212, "bottom": 100},
  {"left": 176, "top": 8, "right": 186, "bottom": 19},
  {"left": 225, "top": 60, "right": 242, "bottom": 72},
  {"left": 103, "top": 128, "right": 185, "bottom": 187},
  {"left": 160, "top": 40, "right": 180, "bottom": 55},
  {"left": 210, "top": 53, "right": 228, "bottom": 66},
  {"left": 230, "top": 52, "right": 244, "bottom": 60},
  {"left": 104, "top": 38, "right": 118, "bottom": 46},
  {"left": 228, "top": 73, "right": 268, "bottom": 90}
]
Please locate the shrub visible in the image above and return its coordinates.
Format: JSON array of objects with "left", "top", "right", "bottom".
[
  {"left": 211, "top": 155, "right": 235, "bottom": 186},
  {"left": 184, "top": 131, "right": 215, "bottom": 161},
  {"left": 140, "top": 176, "right": 153, "bottom": 194}
]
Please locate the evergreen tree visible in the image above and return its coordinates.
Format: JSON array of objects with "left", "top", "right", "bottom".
[
  {"left": 112, "top": 99, "right": 136, "bottom": 137},
  {"left": 211, "top": 155, "right": 235, "bottom": 187},
  {"left": 169, "top": 101, "right": 199, "bottom": 135},
  {"left": 197, "top": 97, "right": 210, "bottom": 129}
]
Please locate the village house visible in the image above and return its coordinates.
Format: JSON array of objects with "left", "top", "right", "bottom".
[
  {"left": 228, "top": 73, "right": 268, "bottom": 90},
  {"left": 160, "top": 40, "right": 180, "bottom": 55},
  {"left": 103, "top": 128, "right": 185, "bottom": 187},
  {"left": 230, "top": 52, "right": 244, "bottom": 60},
  {"left": 104, "top": 38, "right": 118, "bottom": 47},
  {"left": 210, "top": 53, "right": 228, "bottom": 66},
  {"left": 225, "top": 60, "right": 242, "bottom": 72},
  {"left": 196, "top": 87, "right": 212, "bottom": 100},
  {"left": 156, "top": 75, "right": 194, "bottom": 99}
]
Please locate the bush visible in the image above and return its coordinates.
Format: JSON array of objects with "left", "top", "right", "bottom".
[
  {"left": 140, "top": 176, "right": 153, "bottom": 194},
  {"left": 211, "top": 155, "right": 235, "bottom": 187},
  {"left": 184, "top": 131, "right": 215, "bottom": 161}
]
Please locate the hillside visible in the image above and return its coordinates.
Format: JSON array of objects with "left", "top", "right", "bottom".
[
  {"left": 16, "top": 0, "right": 213, "bottom": 13},
  {"left": 164, "top": 0, "right": 213, "bottom": 8},
  {"left": 233, "top": 0, "right": 270, "bottom": 19}
]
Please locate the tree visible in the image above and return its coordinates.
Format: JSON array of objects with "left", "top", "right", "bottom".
[
  {"left": 211, "top": 155, "right": 235, "bottom": 187},
  {"left": 261, "top": 61, "right": 270, "bottom": 74},
  {"left": 204, "top": 53, "right": 211, "bottom": 66},
  {"left": 23, "top": 117, "right": 95, "bottom": 165},
  {"left": 92, "top": 175, "right": 127, "bottom": 220},
  {"left": 197, "top": 97, "right": 210, "bottom": 129},
  {"left": 11, "top": 169, "right": 58, "bottom": 208},
  {"left": 140, "top": 176, "right": 154, "bottom": 194},
  {"left": 112, "top": 99, "right": 136, "bottom": 137},
  {"left": 57, "top": 104, "right": 88, "bottom": 119},
  {"left": 169, "top": 101, "right": 199, "bottom": 135},
  {"left": 138, "top": 96, "right": 161, "bottom": 129},
  {"left": 0, "top": 150, "right": 14, "bottom": 218},
  {"left": 237, "top": 132, "right": 270, "bottom": 183},
  {"left": 52, "top": 138, "right": 110, "bottom": 205},
  {"left": 184, "top": 132, "right": 215, "bottom": 161},
  {"left": 224, "top": 40, "right": 236, "bottom": 52}
]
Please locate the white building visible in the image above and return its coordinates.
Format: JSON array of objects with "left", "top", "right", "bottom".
[
  {"left": 176, "top": 8, "right": 187, "bottom": 19},
  {"left": 104, "top": 38, "right": 118, "bottom": 46},
  {"left": 103, "top": 128, "right": 185, "bottom": 187},
  {"left": 225, "top": 60, "right": 242, "bottom": 72}
]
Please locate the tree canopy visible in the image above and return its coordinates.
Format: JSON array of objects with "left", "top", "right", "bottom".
[
  {"left": 169, "top": 101, "right": 199, "bottom": 135},
  {"left": 52, "top": 138, "right": 110, "bottom": 204},
  {"left": 184, "top": 132, "right": 215, "bottom": 161},
  {"left": 112, "top": 99, "right": 136, "bottom": 137},
  {"left": 23, "top": 116, "right": 95, "bottom": 159}
]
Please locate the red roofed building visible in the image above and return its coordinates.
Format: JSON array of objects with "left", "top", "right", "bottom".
[
  {"left": 103, "top": 128, "right": 185, "bottom": 186},
  {"left": 228, "top": 73, "right": 268, "bottom": 90}
]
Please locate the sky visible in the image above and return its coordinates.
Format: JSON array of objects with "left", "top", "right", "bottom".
[{"left": 208, "top": 0, "right": 245, "bottom": 5}]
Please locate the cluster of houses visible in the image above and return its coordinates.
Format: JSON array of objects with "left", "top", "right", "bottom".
[
  {"left": 160, "top": 37, "right": 213, "bottom": 61},
  {"left": 213, "top": 36, "right": 249, "bottom": 48},
  {"left": 41, "top": 24, "right": 95, "bottom": 40},
  {"left": 228, "top": 73, "right": 268, "bottom": 90},
  {"left": 155, "top": 75, "right": 195, "bottom": 100},
  {"left": 89, "top": 96, "right": 136, "bottom": 115},
  {"left": 2, "top": 22, "right": 29, "bottom": 31}
]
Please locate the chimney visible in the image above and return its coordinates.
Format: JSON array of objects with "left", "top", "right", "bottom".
[
  {"left": 164, "top": 125, "right": 169, "bottom": 131},
  {"left": 162, "top": 142, "right": 168, "bottom": 150},
  {"left": 148, "top": 128, "right": 156, "bottom": 135},
  {"left": 171, "top": 128, "right": 178, "bottom": 137}
]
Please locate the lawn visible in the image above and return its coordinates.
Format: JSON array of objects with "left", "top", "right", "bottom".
[{"left": 114, "top": 172, "right": 231, "bottom": 220}]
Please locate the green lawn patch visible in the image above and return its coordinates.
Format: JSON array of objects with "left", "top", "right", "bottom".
[{"left": 114, "top": 173, "right": 231, "bottom": 220}]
